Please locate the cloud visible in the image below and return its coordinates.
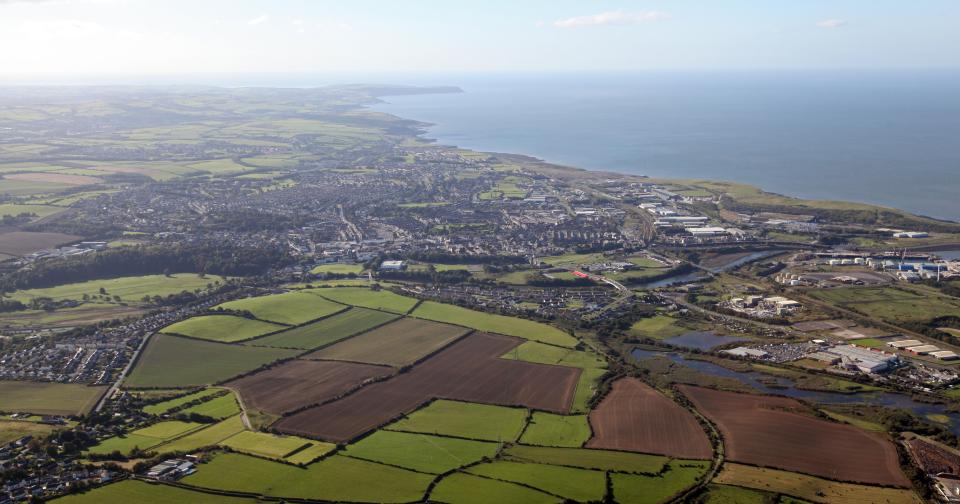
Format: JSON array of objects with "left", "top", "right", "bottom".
[
  {"left": 553, "top": 10, "right": 669, "bottom": 29},
  {"left": 247, "top": 15, "right": 269, "bottom": 26},
  {"left": 816, "top": 19, "right": 847, "bottom": 29}
]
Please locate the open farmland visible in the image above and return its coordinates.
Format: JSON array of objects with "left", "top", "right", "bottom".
[
  {"left": 504, "top": 445, "right": 667, "bottom": 474},
  {"left": 219, "top": 430, "right": 333, "bottom": 461},
  {"left": 587, "top": 378, "right": 711, "bottom": 459},
  {"left": 160, "top": 315, "right": 285, "bottom": 342},
  {"left": 214, "top": 291, "right": 345, "bottom": 325},
  {"left": 246, "top": 307, "right": 398, "bottom": 349},
  {"left": 54, "top": 479, "right": 259, "bottom": 504},
  {"left": 275, "top": 332, "right": 580, "bottom": 442},
  {"left": 611, "top": 460, "right": 711, "bottom": 504},
  {"left": 412, "top": 301, "right": 577, "bottom": 347},
  {"left": 142, "top": 388, "right": 223, "bottom": 415},
  {"left": 388, "top": 400, "right": 528, "bottom": 441},
  {"left": 87, "top": 420, "right": 205, "bottom": 455},
  {"left": 179, "top": 392, "right": 240, "bottom": 419},
  {"left": 148, "top": 415, "right": 245, "bottom": 455},
  {"left": 430, "top": 473, "right": 560, "bottom": 504},
  {"left": 5, "top": 171, "right": 102, "bottom": 185},
  {"left": 0, "top": 381, "right": 105, "bottom": 416},
  {"left": 343, "top": 430, "right": 498, "bottom": 473},
  {"left": 227, "top": 359, "right": 392, "bottom": 415},
  {"left": 0, "top": 303, "right": 145, "bottom": 329},
  {"left": 809, "top": 286, "right": 960, "bottom": 324},
  {"left": 8, "top": 274, "right": 225, "bottom": 304},
  {"left": 503, "top": 341, "right": 607, "bottom": 369},
  {"left": 0, "top": 420, "right": 58, "bottom": 445},
  {"left": 309, "top": 287, "right": 419, "bottom": 314},
  {"left": 124, "top": 334, "right": 297, "bottom": 388},
  {"left": 305, "top": 317, "right": 469, "bottom": 366},
  {"left": 679, "top": 385, "right": 910, "bottom": 486},
  {"left": 519, "top": 412, "right": 591, "bottom": 447},
  {"left": 466, "top": 460, "right": 606, "bottom": 502},
  {"left": 0, "top": 203, "right": 64, "bottom": 220},
  {"left": 0, "top": 231, "right": 80, "bottom": 256}
]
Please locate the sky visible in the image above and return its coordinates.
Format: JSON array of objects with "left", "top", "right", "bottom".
[{"left": 1, "top": 0, "right": 957, "bottom": 81}]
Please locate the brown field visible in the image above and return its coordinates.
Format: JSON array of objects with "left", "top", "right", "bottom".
[
  {"left": 5, "top": 172, "right": 102, "bottom": 185},
  {"left": 0, "top": 231, "right": 81, "bottom": 256},
  {"left": 715, "top": 463, "right": 922, "bottom": 504},
  {"left": 227, "top": 360, "right": 392, "bottom": 415},
  {"left": 679, "top": 385, "right": 909, "bottom": 487},
  {"left": 275, "top": 332, "right": 581, "bottom": 442},
  {"left": 586, "top": 378, "right": 711, "bottom": 459},
  {"left": 304, "top": 318, "right": 469, "bottom": 366}
]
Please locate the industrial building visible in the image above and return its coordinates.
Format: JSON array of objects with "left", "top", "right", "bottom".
[{"left": 828, "top": 345, "right": 899, "bottom": 374}]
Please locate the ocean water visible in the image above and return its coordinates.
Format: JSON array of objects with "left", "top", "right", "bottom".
[{"left": 372, "top": 72, "right": 960, "bottom": 221}]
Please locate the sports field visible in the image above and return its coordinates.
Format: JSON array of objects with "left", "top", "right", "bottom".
[
  {"left": 305, "top": 317, "right": 468, "bottom": 366},
  {"left": 8, "top": 274, "right": 224, "bottom": 304},
  {"left": 0, "top": 381, "right": 105, "bottom": 416},
  {"left": 160, "top": 315, "right": 285, "bottom": 342},
  {"left": 309, "top": 287, "right": 419, "bottom": 314},
  {"left": 310, "top": 263, "right": 364, "bottom": 275},
  {"left": 246, "top": 307, "right": 398, "bottom": 349},
  {"left": 412, "top": 301, "right": 577, "bottom": 347},
  {"left": 214, "top": 291, "right": 346, "bottom": 325},
  {"left": 54, "top": 479, "right": 258, "bottom": 504},
  {"left": 343, "top": 430, "right": 498, "bottom": 473}
]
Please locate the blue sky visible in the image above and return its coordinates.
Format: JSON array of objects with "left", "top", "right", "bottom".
[{"left": 1, "top": 0, "right": 957, "bottom": 78}]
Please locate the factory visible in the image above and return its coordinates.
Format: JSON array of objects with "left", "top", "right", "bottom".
[
  {"left": 887, "top": 339, "right": 959, "bottom": 360},
  {"left": 828, "top": 345, "right": 899, "bottom": 374}
]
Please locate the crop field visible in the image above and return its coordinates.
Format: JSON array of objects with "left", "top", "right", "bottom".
[
  {"left": 309, "top": 287, "right": 419, "bottom": 314},
  {"left": 0, "top": 381, "right": 105, "bottom": 416},
  {"left": 809, "top": 286, "right": 960, "bottom": 324},
  {"left": 227, "top": 359, "right": 392, "bottom": 415},
  {"left": 149, "top": 415, "right": 245, "bottom": 454},
  {"left": 502, "top": 341, "right": 607, "bottom": 369},
  {"left": 0, "top": 303, "right": 145, "bottom": 329},
  {"left": 343, "top": 430, "right": 498, "bottom": 473},
  {"left": 181, "top": 452, "right": 434, "bottom": 502},
  {"left": 310, "top": 263, "right": 364, "bottom": 275},
  {"left": 430, "top": 472, "right": 559, "bottom": 504},
  {"left": 412, "top": 301, "right": 577, "bottom": 347},
  {"left": 246, "top": 307, "right": 398, "bottom": 349},
  {"left": 0, "top": 231, "right": 80, "bottom": 256},
  {"left": 518, "top": 412, "right": 591, "bottom": 447},
  {"left": 714, "top": 463, "right": 923, "bottom": 504},
  {"left": 124, "top": 334, "right": 298, "bottom": 388},
  {"left": 219, "top": 430, "right": 332, "bottom": 461},
  {"left": 679, "top": 385, "right": 910, "bottom": 486},
  {"left": 504, "top": 445, "right": 667, "bottom": 474},
  {"left": 466, "top": 460, "right": 606, "bottom": 502},
  {"left": 160, "top": 314, "right": 286, "bottom": 343},
  {"left": 611, "top": 460, "right": 711, "bottom": 504},
  {"left": 305, "top": 317, "right": 469, "bottom": 366},
  {"left": 276, "top": 333, "right": 580, "bottom": 442},
  {"left": 388, "top": 400, "right": 528, "bottom": 441},
  {"left": 215, "top": 291, "right": 346, "bottom": 325},
  {"left": 587, "top": 378, "right": 711, "bottom": 459},
  {"left": 0, "top": 420, "right": 58, "bottom": 445},
  {"left": 8, "top": 274, "right": 224, "bottom": 304},
  {"left": 180, "top": 392, "right": 240, "bottom": 419},
  {"left": 55, "top": 479, "right": 258, "bottom": 504},
  {"left": 142, "top": 388, "right": 222, "bottom": 415}
]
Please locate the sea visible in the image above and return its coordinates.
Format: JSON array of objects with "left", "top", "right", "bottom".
[{"left": 369, "top": 71, "right": 960, "bottom": 222}]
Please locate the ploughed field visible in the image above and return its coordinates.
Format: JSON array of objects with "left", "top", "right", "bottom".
[
  {"left": 275, "top": 332, "right": 581, "bottom": 442},
  {"left": 303, "top": 317, "right": 469, "bottom": 366},
  {"left": 679, "top": 385, "right": 910, "bottom": 487}
]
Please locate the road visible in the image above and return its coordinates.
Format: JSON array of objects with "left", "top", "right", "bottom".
[{"left": 94, "top": 331, "right": 152, "bottom": 413}]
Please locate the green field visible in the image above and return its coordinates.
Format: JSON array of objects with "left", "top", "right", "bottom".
[
  {"left": 0, "top": 420, "right": 58, "bottom": 445},
  {"left": 611, "top": 460, "right": 710, "bottom": 504},
  {"left": 502, "top": 341, "right": 606, "bottom": 369},
  {"left": 53, "top": 479, "right": 258, "bottom": 504},
  {"left": 628, "top": 315, "right": 688, "bottom": 339},
  {"left": 219, "top": 430, "right": 332, "bottom": 461},
  {"left": 88, "top": 420, "right": 205, "bottom": 455},
  {"left": 180, "top": 392, "right": 240, "bottom": 419},
  {"left": 246, "top": 307, "right": 398, "bottom": 349},
  {"left": 412, "top": 301, "right": 577, "bottom": 347},
  {"left": 700, "top": 484, "right": 772, "bottom": 504},
  {"left": 571, "top": 367, "right": 608, "bottom": 414},
  {"left": 161, "top": 315, "right": 285, "bottom": 342},
  {"left": 308, "top": 317, "right": 468, "bottom": 366},
  {"left": 538, "top": 252, "right": 607, "bottom": 266},
  {"left": 809, "top": 286, "right": 960, "bottom": 324},
  {"left": 149, "top": 415, "right": 245, "bottom": 454},
  {"left": 0, "top": 381, "right": 105, "bottom": 416},
  {"left": 285, "top": 441, "right": 338, "bottom": 465},
  {"left": 215, "top": 291, "right": 346, "bottom": 325},
  {"left": 182, "top": 453, "right": 434, "bottom": 502},
  {"left": 142, "top": 388, "right": 222, "bottom": 415},
  {"left": 343, "top": 430, "right": 498, "bottom": 473},
  {"left": 134, "top": 420, "right": 205, "bottom": 438},
  {"left": 466, "top": 460, "right": 606, "bottom": 502},
  {"left": 311, "top": 263, "right": 364, "bottom": 275},
  {"left": 309, "top": 287, "right": 419, "bottom": 314},
  {"left": 8, "top": 274, "right": 226, "bottom": 305},
  {"left": 504, "top": 445, "right": 667, "bottom": 474},
  {"left": 0, "top": 203, "right": 64, "bottom": 220},
  {"left": 430, "top": 473, "right": 560, "bottom": 504},
  {"left": 124, "top": 334, "right": 297, "bottom": 388},
  {"left": 388, "top": 400, "right": 528, "bottom": 441},
  {"left": 518, "top": 413, "right": 592, "bottom": 448}
]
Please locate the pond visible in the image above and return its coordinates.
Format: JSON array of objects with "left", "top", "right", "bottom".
[
  {"left": 632, "top": 348, "right": 960, "bottom": 435},
  {"left": 635, "top": 270, "right": 709, "bottom": 289},
  {"left": 705, "top": 250, "right": 785, "bottom": 273},
  {"left": 663, "top": 331, "right": 748, "bottom": 351}
]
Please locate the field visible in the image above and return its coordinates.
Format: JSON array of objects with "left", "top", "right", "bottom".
[
  {"left": 5, "top": 171, "right": 102, "bottom": 185},
  {"left": 305, "top": 317, "right": 469, "bottom": 366},
  {"left": 388, "top": 400, "right": 528, "bottom": 441},
  {"left": 310, "top": 263, "right": 364, "bottom": 275},
  {"left": 0, "top": 178, "right": 73, "bottom": 195},
  {"left": 679, "top": 385, "right": 910, "bottom": 486},
  {"left": 610, "top": 460, "right": 711, "bottom": 504},
  {"left": 714, "top": 463, "right": 923, "bottom": 504},
  {"left": 245, "top": 307, "right": 398, "bottom": 349},
  {"left": 466, "top": 460, "right": 606, "bottom": 502},
  {"left": 502, "top": 341, "right": 607, "bottom": 369},
  {"left": 148, "top": 415, "right": 245, "bottom": 454},
  {"left": 276, "top": 333, "right": 580, "bottom": 442},
  {"left": 343, "top": 430, "right": 498, "bottom": 473},
  {"left": 179, "top": 392, "right": 240, "bottom": 419},
  {"left": 227, "top": 359, "right": 392, "bottom": 415},
  {"left": 214, "top": 291, "right": 346, "bottom": 325},
  {"left": 519, "top": 412, "right": 591, "bottom": 447},
  {"left": 0, "top": 203, "right": 64, "bottom": 219},
  {"left": 0, "top": 381, "right": 105, "bottom": 416},
  {"left": 0, "top": 303, "right": 145, "bottom": 329},
  {"left": 587, "top": 378, "right": 712, "bottom": 459},
  {"left": 309, "top": 287, "right": 419, "bottom": 314},
  {"left": 54, "top": 479, "right": 258, "bottom": 504},
  {"left": 430, "top": 472, "right": 559, "bottom": 504},
  {"left": 0, "top": 419, "right": 58, "bottom": 445},
  {"left": 0, "top": 231, "right": 80, "bottom": 256},
  {"left": 219, "top": 430, "right": 333, "bottom": 461},
  {"left": 809, "top": 286, "right": 960, "bottom": 324},
  {"left": 628, "top": 315, "right": 689, "bottom": 339},
  {"left": 7, "top": 274, "right": 224, "bottom": 304},
  {"left": 699, "top": 485, "right": 772, "bottom": 504},
  {"left": 504, "top": 445, "right": 667, "bottom": 474},
  {"left": 124, "top": 334, "right": 298, "bottom": 388},
  {"left": 412, "top": 301, "right": 577, "bottom": 347},
  {"left": 160, "top": 315, "right": 285, "bottom": 342},
  {"left": 88, "top": 420, "right": 205, "bottom": 455},
  {"left": 181, "top": 452, "right": 434, "bottom": 502},
  {"left": 142, "top": 388, "right": 222, "bottom": 415},
  {"left": 571, "top": 367, "right": 608, "bottom": 414}
]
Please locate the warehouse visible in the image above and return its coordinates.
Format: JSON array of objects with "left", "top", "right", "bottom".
[
  {"left": 828, "top": 345, "right": 899, "bottom": 374},
  {"left": 888, "top": 339, "right": 924, "bottom": 349},
  {"left": 906, "top": 345, "right": 942, "bottom": 355}
]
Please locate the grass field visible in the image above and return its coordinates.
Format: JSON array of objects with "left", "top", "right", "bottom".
[
  {"left": 0, "top": 420, "right": 58, "bottom": 445},
  {"left": 219, "top": 430, "right": 332, "bottom": 461},
  {"left": 809, "top": 286, "right": 960, "bottom": 325},
  {"left": 214, "top": 291, "right": 346, "bottom": 325},
  {"left": 54, "top": 479, "right": 258, "bottom": 504},
  {"left": 149, "top": 415, "right": 245, "bottom": 454},
  {"left": 182, "top": 452, "right": 434, "bottom": 502},
  {"left": 466, "top": 460, "right": 606, "bottom": 502},
  {"left": 518, "top": 413, "right": 592, "bottom": 448},
  {"left": 502, "top": 341, "right": 606, "bottom": 369},
  {"left": 628, "top": 315, "right": 689, "bottom": 339},
  {"left": 0, "top": 381, "right": 105, "bottom": 416},
  {"left": 343, "top": 430, "right": 498, "bottom": 473},
  {"left": 246, "top": 308, "right": 398, "bottom": 349},
  {"left": 142, "top": 389, "right": 222, "bottom": 415},
  {"left": 285, "top": 442, "right": 338, "bottom": 465},
  {"left": 387, "top": 400, "right": 528, "bottom": 441},
  {"left": 700, "top": 485, "right": 772, "bottom": 504},
  {"left": 611, "top": 461, "right": 710, "bottom": 504},
  {"left": 0, "top": 203, "right": 64, "bottom": 220},
  {"left": 505, "top": 445, "right": 667, "bottom": 474},
  {"left": 571, "top": 367, "right": 608, "bottom": 414},
  {"left": 7, "top": 274, "right": 224, "bottom": 305},
  {"left": 124, "top": 334, "right": 297, "bottom": 388},
  {"left": 430, "top": 473, "right": 559, "bottom": 504},
  {"left": 308, "top": 317, "right": 468, "bottom": 366},
  {"left": 310, "top": 263, "right": 364, "bottom": 275},
  {"left": 309, "top": 287, "right": 419, "bottom": 314},
  {"left": 160, "top": 315, "right": 285, "bottom": 343},
  {"left": 412, "top": 301, "right": 577, "bottom": 347},
  {"left": 179, "top": 392, "right": 240, "bottom": 419},
  {"left": 88, "top": 420, "right": 205, "bottom": 455}
]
